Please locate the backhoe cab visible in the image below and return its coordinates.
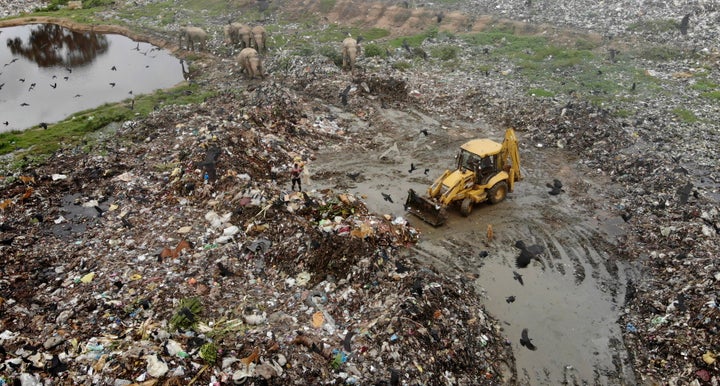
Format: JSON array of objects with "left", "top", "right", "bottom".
[{"left": 405, "top": 128, "right": 522, "bottom": 226}]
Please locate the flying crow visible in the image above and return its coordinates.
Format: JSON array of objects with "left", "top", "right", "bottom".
[
  {"left": 513, "top": 270, "right": 524, "bottom": 286},
  {"left": 381, "top": 193, "right": 393, "bottom": 203},
  {"left": 520, "top": 328, "right": 537, "bottom": 350}
]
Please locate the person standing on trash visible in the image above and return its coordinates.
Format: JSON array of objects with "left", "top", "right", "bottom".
[{"left": 291, "top": 162, "right": 304, "bottom": 191}]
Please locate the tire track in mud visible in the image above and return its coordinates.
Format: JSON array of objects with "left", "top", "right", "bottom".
[{"left": 410, "top": 214, "right": 634, "bottom": 386}]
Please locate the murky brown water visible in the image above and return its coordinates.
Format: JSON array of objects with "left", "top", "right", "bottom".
[
  {"left": 0, "top": 23, "right": 184, "bottom": 132},
  {"left": 312, "top": 105, "right": 637, "bottom": 385}
]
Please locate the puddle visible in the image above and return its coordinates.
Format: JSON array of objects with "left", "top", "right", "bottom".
[
  {"left": 0, "top": 23, "right": 185, "bottom": 132},
  {"left": 52, "top": 192, "right": 114, "bottom": 238}
]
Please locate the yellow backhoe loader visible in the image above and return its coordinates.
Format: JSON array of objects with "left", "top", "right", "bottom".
[{"left": 405, "top": 128, "right": 522, "bottom": 226}]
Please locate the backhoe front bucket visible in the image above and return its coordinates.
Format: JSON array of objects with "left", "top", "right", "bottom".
[{"left": 404, "top": 189, "right": 448, "bottom": 226}]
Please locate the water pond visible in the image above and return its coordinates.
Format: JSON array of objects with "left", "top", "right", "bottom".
[{"left": 0, "top": 23, "right": 185, "bottom": 132}]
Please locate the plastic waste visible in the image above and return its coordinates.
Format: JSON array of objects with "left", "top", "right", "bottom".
[{"left": 146, "top": 354, "right": 169, "bottom": 377}]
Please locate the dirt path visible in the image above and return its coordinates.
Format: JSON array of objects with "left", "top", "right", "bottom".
[{"left": 311, "top": 105, "right": 638, "bottom": 385}]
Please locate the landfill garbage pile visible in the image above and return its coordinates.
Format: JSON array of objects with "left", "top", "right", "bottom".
[
  {"left": 0, "top": 85, "right": 514, "bottom": 384},
  {"left": 1, "top": 0, "right": 719, "bottom": 384}
]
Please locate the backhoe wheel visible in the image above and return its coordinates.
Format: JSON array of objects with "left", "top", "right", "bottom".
[
  {"left": 460, "top": 198, "right": 473, "bottom": 216},
  {"left": 489, "top": 181, "right": 508, "bottom": 204}
]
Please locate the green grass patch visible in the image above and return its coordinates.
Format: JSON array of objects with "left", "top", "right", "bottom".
[
  {"left": 392, "top": 60, "right": 412, "bottom": 71},
  {"left": 635, "top": 45, "right": 687, "bottom": 61},
  {"left": 672, "top": 108, "right": 698, "bottom": 123},
  {"left": 700, "top": 90, "right": 720, "bottom": 101},
  {"left": 116, "top": 1, "right": 178, "bottom": 27},
  {"left": 627, "top": 19, "right": 678, "bottom": 34},
  {"left": 430, "top": 45, "right": 459, "bottom": 61},
  {"left": 527, "top": 88, "right": 555, "bottom": 97},
  {"left": 614, "top": 109, "right": 633, "bottom": 118},
  {"left": 691, "top": 78, "right": 718, "bottom": 92}
]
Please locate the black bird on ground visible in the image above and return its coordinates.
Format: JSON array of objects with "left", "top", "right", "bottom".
[
  {"left": 381, "top": 192, "right": 393, "bottom": 203},
  {"left": 342, "top": 330, "right": 354, "bottom": 352},
  {"left": 339, "top": 84, "right": 351, "bottom": 106},
  {"left": 408, "top": 163, "right": 417, "bottom": 173},
  {"left": 506, "top": 296, "right": 516, "bottom": 303},
  {"left": 0, "top": 235, "right": 16, "bottom": 245},
  {"left": 346, "top": 171, "right": 361, "bottom": 181},
  {"left": 679, "top": 13, "right": 691, "bottom": 35},
  {"left": 677, "top": 182, "right": 693, "bottom": 205},
  {"left": 424, "top": 168, "right": 430, "bottom": 175},
  {"left": 121, "top": 217, "right": 133, "bottom": 228},
  {"left": 547, "top": 178, "right": 565, "bottom": 195},
  {"left": 390, "top": 369, "right": 400, "bottom": 386},
  {"left": 520, "top": 328, "right": 537, "bottom": 350},
  {"left": 515, "top": 240, "right": 544, "bottom": 268},
  {"left": 419, "top": 128, "right": 429, "bottom": 136},
  {"left": 39, "top": 122, "right": 48, "bottom": 130},
  {"left": 513, "top": 270, "right": 524, "bottom": 286},
  {"left": 217, "top": 262, "right": 233, "bottom": 277},
  {"left": 478, "top": 250, "right": 489, "bottom": 258},
  {"left": 401, "top": 39, "right": 411, "bottom": 53},
  {"left": 631, "top": 82, "right": 636, "bottom": 91}
]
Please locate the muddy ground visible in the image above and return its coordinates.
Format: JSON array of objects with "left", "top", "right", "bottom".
[
  {"left": 1, "top": 0, "right": 719, "bottom": 385},
  {"left": 311, "top": 104, "right": 636, "bottom": 385}
]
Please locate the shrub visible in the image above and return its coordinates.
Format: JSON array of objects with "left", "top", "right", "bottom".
[
  {"left": 431, "top": 46, "right": 459, "bottom": 61},
  {"left": 392, "top": 61, "right": 412, "bottom": 71},
  {"left": 318, "top": 46, "right": 342, "bottom": 66},
  {"left": 672, "top": 108, "right": 698, "bottom": 123},
  {"left": 363, "top": 43, "right": 386, "bottom": 58}
]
